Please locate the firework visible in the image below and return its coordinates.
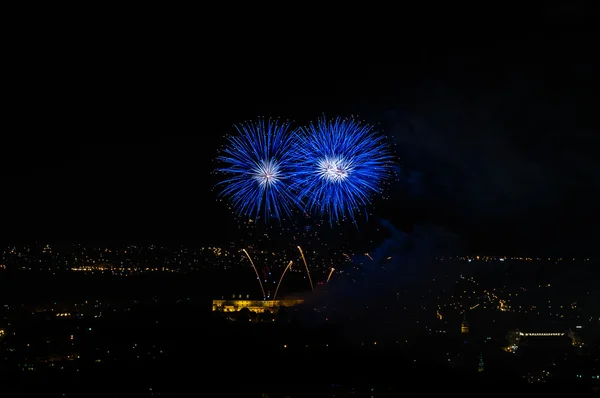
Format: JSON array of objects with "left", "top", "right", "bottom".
[
  {"left": 242, "top": 249, "right": 266, "bottom": 299},
  {"left": 293, "top": 116, "right": 392, "bottom": 223},
  {"left": 273, "top": 261, "right": 293, "bottom": 300},
  {"left": 216, "top": 119, "right": 301, "bottom": 221},
  {"left": 297, "top": 246, "right": 314, "bottom": 291},
  {"left": 326, "top": 267, "right": 335, "bottom": 283}
]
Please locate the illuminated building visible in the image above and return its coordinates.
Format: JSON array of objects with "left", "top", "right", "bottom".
[
  {"left": 212, "top": 299, "right": 304, "bottom": 313},
  {"left": 506, "top": 329, "right": 571, "bottom": 352},
  {"left": 461, "top": 315, "right": 469, "bottom": 334},
  {"left": 568, "top": 328, "right": 584, "bottom": 347}
]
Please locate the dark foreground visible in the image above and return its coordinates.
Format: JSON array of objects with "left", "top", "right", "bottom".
[{"left": 1, "top": 319, "right": 597, "bottom": 397}]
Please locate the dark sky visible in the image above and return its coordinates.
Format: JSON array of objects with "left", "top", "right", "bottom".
[{"left": 2, "top": 7, "right": 599, "bottom": 254}]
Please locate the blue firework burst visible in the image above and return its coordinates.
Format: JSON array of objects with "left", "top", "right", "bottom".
[
  {"left": 216, "top": 118, "right": 301, "bottom": 221},
  {"left": 293, "top": 116, "right": 393, "bottom": 223}
]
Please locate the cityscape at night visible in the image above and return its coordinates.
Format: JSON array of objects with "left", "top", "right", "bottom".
[
  {"left": 1, "top": 243, "right": 598, "bottom": 395},
  {"left": 3, "top": 5, "right": 599, "bottom": 396}
]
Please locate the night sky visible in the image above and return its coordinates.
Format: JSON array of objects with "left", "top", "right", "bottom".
[{"left": 2, "top": 10, "right": 598, "bottom": 255}]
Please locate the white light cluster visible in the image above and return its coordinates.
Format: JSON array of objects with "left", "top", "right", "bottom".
[
  {"left": 252, "top": 159, "right": 282, "bottom": 187},
  {"left": 317, "top": 156, "right": 353, "bottom": 183}
]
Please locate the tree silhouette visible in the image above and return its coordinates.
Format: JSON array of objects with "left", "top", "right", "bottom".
[
  {"left": 259, "top": 309, "right": 273, "bottom": 322},
  {"left": 275, "top": 306, "right": 290, "bottom": 323},
  {"left": 236, "top": 307, "right": 252, "bottom": 323}
]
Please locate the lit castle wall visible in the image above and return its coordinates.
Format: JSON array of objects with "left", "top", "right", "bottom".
[{"left": 212, "top": 299, "right": 304, "bottom": 313}]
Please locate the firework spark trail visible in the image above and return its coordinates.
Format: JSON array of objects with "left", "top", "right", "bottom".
[
  {"left": 273, "top": 261, "right": 293, "bottom": 300},
  {"left": 293, "top": 116, "right": 393, "bottom": 223},
  {"left": 365, "top": 253, "right": 373, "bottom": 261},
  {"left": 216, "top": 118, "right": 302, "bottom": 221},
  {"left": 326, "top": 267, "right": 335, "bottom": 283},
  {"left": 242, "top": 249, "right": 266, "bottom": 299},
  {"left": 297, "top": 246, "right": 314, "bottom": 291}
]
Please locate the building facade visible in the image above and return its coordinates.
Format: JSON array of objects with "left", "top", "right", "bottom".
[{"left": 212, "top": 299, "right": 304, "bottom": 313}]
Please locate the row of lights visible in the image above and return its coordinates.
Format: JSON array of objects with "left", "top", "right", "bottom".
[{"left": 519, "top": 332, "right": 564, "bottom": 337}]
